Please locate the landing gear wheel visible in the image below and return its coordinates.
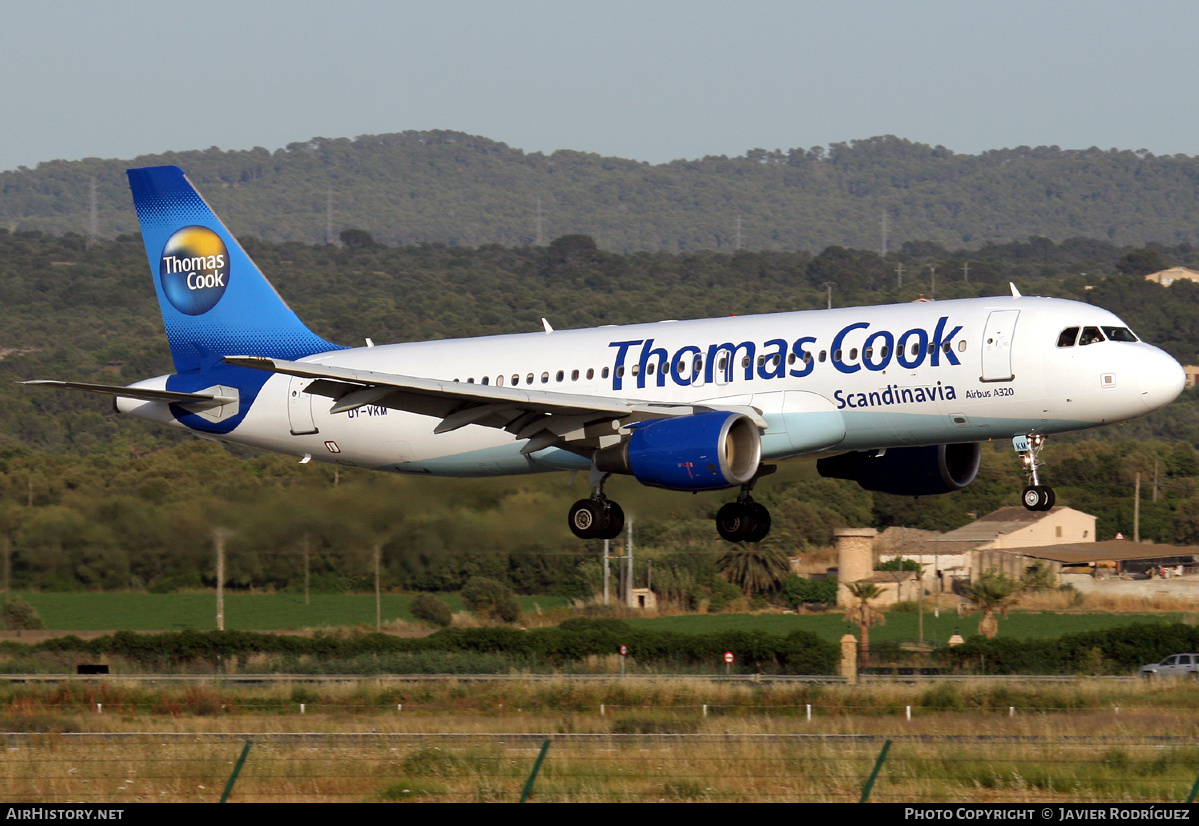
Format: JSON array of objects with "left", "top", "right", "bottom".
[
  {"left": 716, "top": 502, "right": 752, "bottom": 542},
  {"left": 1022, "top": 485, "right": 1055, "bottom": 511},
  {"left": 569, "top": 498, "right": 625, "bottom": 540},
  {"left": 598, "top": 501, "right": 625, "bottom": 540},
  {"left": 715, "top": 501, "right": 772, "bottom": 542},
  {"left": 568, "top": 499, "right": 604, "bottom": 539},
  {"left": 746, "top": 502, "right": 772, "bottom": 542}
]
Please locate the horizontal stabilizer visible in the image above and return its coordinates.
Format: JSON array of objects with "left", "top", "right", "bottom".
[{"left": 23, "top": 380, "right": 237, "bottom": 407}]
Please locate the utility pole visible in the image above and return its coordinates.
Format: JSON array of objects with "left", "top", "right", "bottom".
[
  {"left": 88, "top": 177, "right": 98, "bottom": 247},
  {"left": 625, "top": 519, "right": 634, "bottom": 607},
  {"left": 214, "top": 529, "right": 228, "bottom": 631},
  {"left": 962, "top": 262, "right": 970, "bottom": 285},
  {"left": 896, "top": 263, "right": 903, "bottom": 289},
  {"left": 929, "top": 265, "right": 937, "bottom": 300},
  {"left": 603, "top": 538, "right": 610, "bottom": 605},
  {"left": 823, "top": 282, "right": 834, "bottom": 309},
  {"left": 325, "top": 189, "right": 334, "bottom": 245},
  {"left": 303, "top": 533, "right": 311, "bottom": 606},
  {"left": 1134, "top": 472, "right": 1141, "bottom": 544},
  {"left": 374, "top": 543, "right": 382, "bottom": 631}
]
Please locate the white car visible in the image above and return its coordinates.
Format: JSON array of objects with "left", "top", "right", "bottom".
[{"left": 1138, "top": 654, "right": 1199, "bottom": 678}]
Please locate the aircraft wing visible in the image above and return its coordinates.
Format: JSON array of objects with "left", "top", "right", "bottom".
[{"left": 225, "top": 355, "right": 767, "bottom": 455}]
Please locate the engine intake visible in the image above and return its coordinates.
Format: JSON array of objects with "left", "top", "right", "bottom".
[
  {"left": 595, "top": 411, "right": 762, "bottom": 491},
  {"left": 816, "top": 443, "right": 981, "bottom": 496}
]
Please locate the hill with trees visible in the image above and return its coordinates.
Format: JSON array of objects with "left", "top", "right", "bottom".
[
  {"left": 7, "top": 132, "right": 1199, "bottom": 252},
  {"left": 2, "top": 228, "right": 1199, "bottom": 593}
]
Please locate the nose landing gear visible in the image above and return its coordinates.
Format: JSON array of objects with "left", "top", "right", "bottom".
[{"left": 1019, "top": 433, "right": 1055, "bottom": 511}]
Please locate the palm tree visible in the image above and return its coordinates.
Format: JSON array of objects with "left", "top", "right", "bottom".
[
  {"left": 715, "top": 541, "right": 792, "bottom": 596},
  {"left": 843, "top": 581, "right": 886, "bottom": 666},
  {"left": 962, "top": 573, "right": 1021, "bottom": 639}
]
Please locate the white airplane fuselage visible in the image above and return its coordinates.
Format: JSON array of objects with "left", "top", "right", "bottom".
[{"left": 118, "top": 294, "right": 1184, "bottom": 475}]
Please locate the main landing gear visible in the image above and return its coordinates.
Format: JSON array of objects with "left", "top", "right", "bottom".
[
  {"left": 715, "top": 496, "right": 771, "bottom": 542},
  {"left": 715, "top": 465, "right": 776, "bottom": 542},
  {"left": 568, "top": 470, "right": 625, "bottom": 540},
  {"left": 1019, "top": 432, "right": 1055, "bottom": 511}
]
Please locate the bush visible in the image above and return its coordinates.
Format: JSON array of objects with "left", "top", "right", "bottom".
[
  {"left": 780, "top": 575, "right": 837, "bottom": 608},
  {"left": 461, "top": 577, "right": 521, "bottom": 623},
  {"left": 708, "top": 576, "right": 742, "bottom": 612},
  {"left": 0, "top": 598, "right": 44, "bottom": 631},
  {"left": 410, "top": 594, "right": 453, "bottom": 627},
  {"left": 877, "top": 558, "right": 921, "bottom": 572}
]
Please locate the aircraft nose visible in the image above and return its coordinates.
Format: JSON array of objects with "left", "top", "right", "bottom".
[{"left": 1140, "top": 348, "right": 1186, "bottom": 412}]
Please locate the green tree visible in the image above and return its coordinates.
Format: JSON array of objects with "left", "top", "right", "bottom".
[
  {"left": 715, "top": 542, "right": 791, "bottom": 595},
  {"left": 1115, "top": 247, "right": 1167, "bottom": 277},
  {"left": 410, "top": 593, "right": 453, "bottom": 627},
  {"left": 962, "top": 573, "right": 1021, "bottom": 639},
  {"left": 461, "top": 576, "right": 521, "bottom": 623},
  {"left": 0, "top": 597, "right": 43, "bottom": 632},
  {"left": 842, "top": 581, "right": 885, "bottom": 666},
  {"left": 339, "top": 228, "right": 379, "bottom": 249}
]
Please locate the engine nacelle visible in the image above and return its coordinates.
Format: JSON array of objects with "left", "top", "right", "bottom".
[
  {"left": 594, "top": 411, "right": 762, "bottom": 491},
  {"left": 816, "top": 443, "right": 981, "bottom": 496}
]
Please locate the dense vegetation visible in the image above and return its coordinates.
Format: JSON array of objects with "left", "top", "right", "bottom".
[
  {"left": 944, "top": 623, "right": 1199, "bottom": 676},
  {"left": 0, "top": 620, "right": 1191, "bottom": 676},
  {"left": 3, "top": 228, "right": 1199, "bottom": 593},
  {"left": 0, "top": 621, "right": 839, "bottom": 676},
  {"left": 9, "top": 132, "right": 1199, "bottom": 252}
]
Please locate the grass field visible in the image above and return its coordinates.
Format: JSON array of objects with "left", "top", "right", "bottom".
[{"left": 9, "top": 592, "right": 570, "bottom": 632}]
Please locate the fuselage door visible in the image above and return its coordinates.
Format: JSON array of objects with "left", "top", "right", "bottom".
[
  {"left": 288, "top": 376, "right": 319, "bottom": 435},
  {"left": 981, "top": 310, "right": 1019, "bottom": 382}
]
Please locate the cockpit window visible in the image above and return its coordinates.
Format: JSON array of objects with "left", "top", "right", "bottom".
[
  {"left": 1057, "top": 327, "right": 1079, "bottom": 347},
  {"left": 1078, "top": 326, "right": 1105, "bottom": 346},
  {"left": 1102, "top": 326, "right": 1138, "bottom": 342}
]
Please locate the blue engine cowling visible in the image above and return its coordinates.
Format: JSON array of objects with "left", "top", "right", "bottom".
[
  {"left": 594, "top": 411, "right": 762, "bottom": 491},
  {"left": 816, "top": 443, "right": 981, "bottom": 496}
]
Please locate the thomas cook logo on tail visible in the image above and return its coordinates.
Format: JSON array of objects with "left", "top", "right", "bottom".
[{"left": 159, "top": 226, "right": 230, "bottom": 315}]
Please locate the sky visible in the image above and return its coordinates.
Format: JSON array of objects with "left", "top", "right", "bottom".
[{"left": 1, "top": 0, "right": 1195, "bottom": 173}]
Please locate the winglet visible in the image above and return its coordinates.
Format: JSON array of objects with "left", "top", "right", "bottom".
[
  {"left": 542, "top": 318, "right": 554, "bottom": 334},
  {"left": 1010, "top": 282, "right": 1022, "bottom": 298}
]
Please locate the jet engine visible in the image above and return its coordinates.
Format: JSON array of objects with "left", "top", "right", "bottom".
[
  {"left": 816, "top": 443, "right": 981, "bottom": 496},
  {"left": 594, "top": 411, "right": 761, "bottom": 491}
]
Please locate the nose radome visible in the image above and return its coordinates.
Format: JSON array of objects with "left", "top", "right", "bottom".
[{"left": 1140, "top": 349, "right": 1186, "bottom": 412}]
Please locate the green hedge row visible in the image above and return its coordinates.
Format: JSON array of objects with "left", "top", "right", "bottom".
[
  {"left": 5, "top": 620, "right": 838, "bottom": 675},
  {"left": 941, "top": 623, "right": 1199, "bottom": 675}
]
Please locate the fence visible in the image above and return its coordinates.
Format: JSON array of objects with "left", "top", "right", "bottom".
[{"left": 2, "top": 733, "right": 1198, "bottom": 803}]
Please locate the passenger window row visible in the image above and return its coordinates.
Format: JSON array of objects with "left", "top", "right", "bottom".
[{"left": 451, "top": 338, "right": 974, "bottom": 385}]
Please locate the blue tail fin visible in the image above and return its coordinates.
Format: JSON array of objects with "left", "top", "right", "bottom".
[{"left": 127, "top": 166, "right": 341, "bottom": 372}]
